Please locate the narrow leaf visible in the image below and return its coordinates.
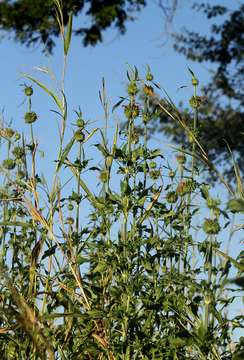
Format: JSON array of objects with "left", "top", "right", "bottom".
[
  {"left": 64, "top": 13, "right": 73, "bottom": 55},
  {"left": 57, "top": 135, "right": 76, "bottom": 172},
  {"left": 23, "top": 74, "right": 63, "bottom": 112},
  {"left": 215, "top": 249, "right": 244, "bottom": 272}
]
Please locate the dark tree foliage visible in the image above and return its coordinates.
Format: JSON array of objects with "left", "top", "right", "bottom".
[
  {"left": 0, "top": 0, "right": 148, "bottom": 52},
  {"left": 154, "top": 3, "right": 244, "bottom": 180}
]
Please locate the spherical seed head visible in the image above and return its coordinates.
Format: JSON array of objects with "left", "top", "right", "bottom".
[
  {"left": 14, "top": 132, "right": 21, "bottom": 141},
  {"left": 149, "top": 161, "right": 157, "bottom": 169},
  {"left": 146, "top": 72, "right": 153, "bottom": 81},
  {"left": 2, "top": 158, "right": 16, "bottom": 170},
  {"left": 203, "top": 218, "right": 221, "bottom": 234},
  {"left": 166, "top": 191, "right": 178, "bottom": 203},
  {"left": 76, "top": 118, "right": 85, "bottom": 129},
  {"left": 24, "top": 112, "right": 38, "bottom": 124},
  {"left": 127, "top": 81, "right": 138, "bottom": 96},
  {"left": 176, "top": 154, "right": 186, "bottom": 165},
  {"left": 124, "top": 104, "right": 140, "bottom": 119},
  {"left": 24, "top": 86, "right": 33, "bottom": 96},
  {"left": 12, "top": 146, "right": 25, "bottom": 159},
  {"left": 74, "top": 130, "right": 85, "bottom": 142},
  {"left": 66, "top": 217, "right": 74, "bottom": 225},
  {"left": 150, "top": 169, "right": 160, "bottom": 180},
  {"left": 4, "top": 128, "right": 15, "bottom": 138},
  {"left": 189, "top": 96, "right": 202, "bottom": 109},
  {"left": 67, "top": 203, "right": 74, "bottom": 211}
]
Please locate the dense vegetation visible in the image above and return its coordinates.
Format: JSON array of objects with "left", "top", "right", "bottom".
[{"left": 0, "top": 1, "right": 243, "bottom": 359}]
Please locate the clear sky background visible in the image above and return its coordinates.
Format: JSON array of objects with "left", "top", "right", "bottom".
[{"left": 0, "top": 0, "right": 243, "bottom": 338}]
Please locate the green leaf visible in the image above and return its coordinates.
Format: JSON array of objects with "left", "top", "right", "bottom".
[
  {"left": 112, "top": 124, "right": 119, "bottom": 156},
  {"left": 215, "top": 249, "right": 244, "bottom": 272},
  {"left": 23, "top": 74, "right": 63, "bottom": 112},
  {"left": 64, "top": 13, "right": 73, "bottom": 56},
  {"left": 57, "top": 135, "right": 76, "bottom": 172},
  {"left": 41, "top": 245, "right": 57, "bottom": 260},
  {"left": 92, "top": 261, "right": 107, "bottom": 273},
  {"left": 86, "top": 310, "right": 104, "bottom": 319},
  {"left": 188, "top": 67, "right": 195, "bottom": 78},
  {"left": 112, "top": 98, "right": 125, "bottom": 113},
  {"left": 94, "top": 143, "right": 109, "bottom": 157}
]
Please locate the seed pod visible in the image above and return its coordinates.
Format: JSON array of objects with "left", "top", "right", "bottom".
[
  {"left": 203, "top": 218, "right": 221, "bottom": 235},
  {"left": 189, "top": 96, "right": 202, "bottom": 109},
  {"left": 99, "top": 170, "right": 109, "bottom": 183},
  {"left": 146, "top": 72, "right": 153, "bottom": 81},
  {"left": 207, "top": 197, "right": 220, "bottom": 209},
  {"left": 2, "top": 159, "right": 16, "bottom": 170},
  {"left": 12, "top": 146, "right": 25, "bottom": 159},
  {"left": 24, "top": 111, "right": 38, "bottom": 124},
  {"left": 166, "top": 191, "right": 178, "bottom": 204},
  {"left": 149, "top": 161, "right": 157, "bottom": 169},
  {"left": 124, "top": 104, "right": 140, "bottom": 119},
  {"left": 67, "top": 203, "right": 74, "bottom": 211},
  {"left": 176, "top": 154, "right": 186, "bottom": 165},
  {"left": 127, "top": 81, "right": 138, "bottom": 96},
  {"left": 76, "top": 118, "right": 85, "bottom": 129},
  {"left": 74, "top": 130, "right": 85, "bottom": 142},
  {"left": 150, "top": 169, "right": 160, "bottom": 180},
  {"left": 2, "top": 128, "right": 15, "bottom": 138},
  {"left": 66, "top": 217, "right": 74, "bottom": 225},
  {"left": 24, "top": 86, "right": 33, "bottom": 96}
]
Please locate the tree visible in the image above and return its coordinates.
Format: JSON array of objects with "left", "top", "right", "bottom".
[
  {"left": 152, "top": 2, "right": 244, "bottom": 180},
  {"left": 0, "top": 0, "right": 177, "bottom": 53}
]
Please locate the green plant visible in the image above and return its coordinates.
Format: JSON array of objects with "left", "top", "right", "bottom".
[{"left": 0, "top": 1, "right": 242, "bottom": 359}]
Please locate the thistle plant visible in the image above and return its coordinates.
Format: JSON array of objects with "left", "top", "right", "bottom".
[{"left": 0, "top": 1, "right": 243, "bottom": 359}]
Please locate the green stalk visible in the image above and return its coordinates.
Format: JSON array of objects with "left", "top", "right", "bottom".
[
  {"left": 183, "top": 78, "right": 199, "bottom": 273},
  {"left": 76, "top": 142, "right": 82, "bottom": 234},
  {"left": 205, "top": 234, "right": 213, "bottom": 329},
  {"left": 191, "top": 83, "right": 198, "bottom": 179}
]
